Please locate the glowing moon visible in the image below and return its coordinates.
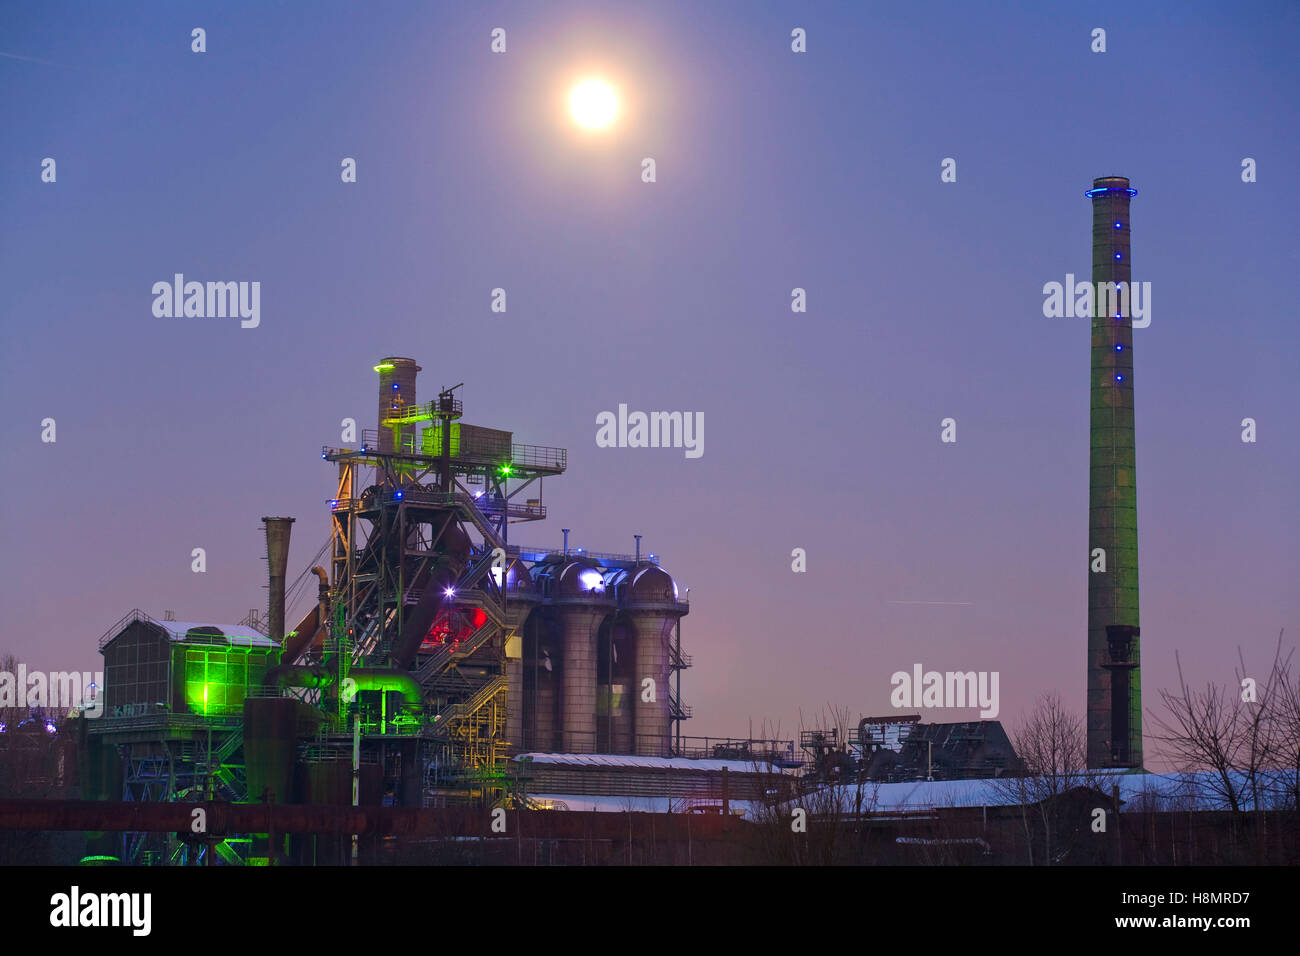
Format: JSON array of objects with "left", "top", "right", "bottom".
[{"left": 569, "top": 80, "right": 618, "bottom": 129}]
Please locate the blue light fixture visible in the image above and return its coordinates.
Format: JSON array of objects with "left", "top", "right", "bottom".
[
  {"left": 1115, "top": 344, "right": 1123, "bottom": 351},
  {"left": 1114, "top": 253, "right": 1122, "bottom": 260},
  {"left": 1115, "top": 374, "right": 1124, "bottom": 382},
  {"left": 1114, "top": 221, "right": 1123, "bottom": 229}
]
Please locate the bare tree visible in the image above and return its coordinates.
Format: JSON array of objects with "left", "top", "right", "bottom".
[
  {"left": 988, "top": 692, "right": 1101, "bottom": 865},
  {"left": 1147, "top": 639, "right": 1291, "bottom": 815},
  {"left": 742, "top": 705, "right": 880, "bottom": 864},
  {"left": 1269, "top": 637, "right": 1300, "bottom": 809}
]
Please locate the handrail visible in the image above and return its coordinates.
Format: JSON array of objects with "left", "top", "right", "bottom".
[
  {"left": 98, "top": 608, "right": 159, "bottom": 649},
  {"left": 325, "top": 436, "right": 565, "bottom": 472},
  {"left": 515, "top": 546, "right": 660, "bottom": 565},
  {"left": 436, "top": 675, "right": 507, "bottom": 725},
  {"left": 415, "top": 619, "right": 499, "bottom": 683}
]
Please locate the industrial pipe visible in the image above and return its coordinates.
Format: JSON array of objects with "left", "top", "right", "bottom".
[
  {"left": 263, "top": 664, "right": 423, "bottom": 713},
  {"left": 264, "top": 663, "right": 332, "bottom": 692},
  {"left": 280, "top": 567, "right": 330, "bottom": 665},
  {"left": 281, "top": 606, "right": 318, "bottom": 667},
  {"left": 346, "top": 669, "right": 424, "bottom": 712},
  {"left": 389, "top": 515, "right": 471, "bottom": 669}
]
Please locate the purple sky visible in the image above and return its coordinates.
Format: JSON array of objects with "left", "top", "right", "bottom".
[{"left": 2, "top": 1, "right": 1297, "bottom": 767}]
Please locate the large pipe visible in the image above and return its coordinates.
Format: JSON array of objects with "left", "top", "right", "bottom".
[
  {"left": 282, "top": 567, "right": 329, "bottom": 665},
  {"left": 281, "top": 607, "right": 318, "bottom": 666},
  {"left": 389, "top": 558, "right": 467, "bottom": 669},
  {"left": 347, "top": 669, "right": 424, "bottom": 712},
  {"left": 263, "top": 517, "right": 295, "bottom": 647},
  {"left": 264, "top": 664, "right": 422, "bottom": 712},
  {"left": 310, "top": 565, "right": 329, "bottom": 654},
  {"left": 389, "top": 514, "right": 471, "bottom": 669}
]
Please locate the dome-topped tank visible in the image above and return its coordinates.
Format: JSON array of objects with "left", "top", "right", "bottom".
[
  {"left": 498, "top": 557, "right": 533, "bottom": 592},
  {"left": 624, "top": 564, "right": 678, "bottom": 606},
  {"left": 551, "top": 559, "right": 611, "bottom": 600}
]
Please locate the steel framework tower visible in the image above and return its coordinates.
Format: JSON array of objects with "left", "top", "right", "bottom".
[
  {"left": 316, "top": 358, "right": 566, "bottom": 799},
  {"left": 1086, "top": 176, "right": 1142, "bottom": 769}
]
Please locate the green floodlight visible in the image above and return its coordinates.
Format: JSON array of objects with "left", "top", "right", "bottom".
[{"left": 498, "top": 462, "right": 513, "bottom": 478}]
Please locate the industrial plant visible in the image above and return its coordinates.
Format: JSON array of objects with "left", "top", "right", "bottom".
[
  {"left": 3, "top": 178, "right": 1293, "bottom": 871},
  {"left": 49, "top": 354, "right": 1033, "bottom": 865},
  {"left": 54, "top": 178, "right": 1143, "bottom": 863},
  {"left": 71, "top": 356, "right": 725, "bottom": 862}
]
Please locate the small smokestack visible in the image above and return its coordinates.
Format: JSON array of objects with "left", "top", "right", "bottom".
[
  {"left": 262, "top": 517, "right": 295, "bottom": 646},
  {"left": 634, "top": 534, "right": 642, "bottom": 565},
  {"left": 562, "top": 529, "right": 570, "bottom": 556},
  {"left": 375, "top": 357, "right": 421, "bottom": 455}
]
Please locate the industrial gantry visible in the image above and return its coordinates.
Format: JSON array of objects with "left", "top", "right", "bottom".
[{"left": 298, "top": 358, "right": 566, "bottom": 802}]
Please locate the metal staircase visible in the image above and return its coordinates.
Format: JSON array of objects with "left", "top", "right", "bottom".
[{"left": 438, "top": 675, "right": 508, "bottom": 725}]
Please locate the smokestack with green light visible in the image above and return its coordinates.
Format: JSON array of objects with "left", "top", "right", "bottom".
[{"left": 1085, "top": 176, "right": 1142, "bottom": 769}]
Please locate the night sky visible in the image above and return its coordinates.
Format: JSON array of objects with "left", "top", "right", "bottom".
[{"left": 2, "top": 1, "right": 1297, "bottom": 767}]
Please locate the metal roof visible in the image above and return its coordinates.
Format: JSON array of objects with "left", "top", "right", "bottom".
[
  {"left": 99, "top": 609, "right": 280, "bottom": 650},
  {"left": 808, "top": 770, "right": 1279, "bottom": 813},
  {"left": 158, "top": 622, "right": 279, "bottom": 648},
  {"left": 514, "top": 752, "right": 791, "bottom": 775}
]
